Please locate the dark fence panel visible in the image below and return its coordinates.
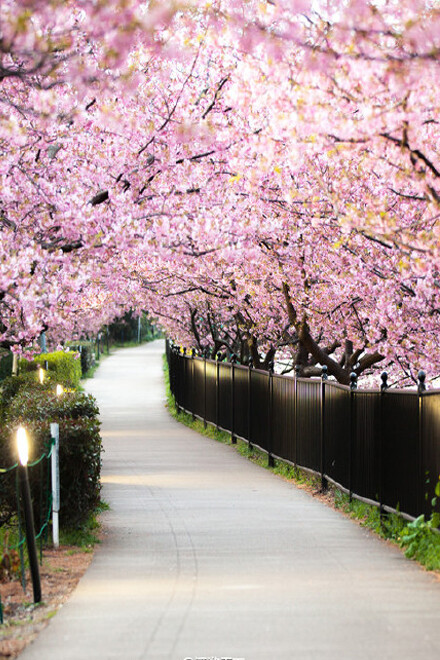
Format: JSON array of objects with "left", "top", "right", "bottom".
[
  {"left": 205, "top": 361, "right": 217, "bottom": 425},
  {"left": 193, "top": 358, "right": 205, "bottom": 419},
  {"left": 272, "top": 375, "right": 295, "bottom": 464},
  {"left": 218, "top": 363, "right": 232, "bottom": 431},
  {"left": 352, "top": 391, "right": 380, "bottom": 502},
  {"left": 250, "top": 369, "right": 269, "bottom": 452},
  {"left": 183, "top": 357, "right": 191, "bottom": 412},
  {"left": 170, "top": 350, "right": 181, "bottom": 406},
  {"left": 324, "top": 383, "right": 350, "bottom": 487},
  {"left": 233, "top": 365, "right": 249, "bottom": 440},
  {"left": 422, "top": 392, "right": 440, "bottom": 518},
  {"left": 296, "top": 379, "right": 321, "bottom": 472},
  {"left": 178, "top": 353, "right": 185, "bottom": 409},
  {"left": 167, "top": 349, "right": 440, "bottom": 521},
  {"left": 382, "top": 390, "right": 419, "bottom": 517}
]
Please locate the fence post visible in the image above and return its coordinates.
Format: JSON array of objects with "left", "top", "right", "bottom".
[
  {"left": 216, "top": 352, "right": 221, "bottom": 430},
  {"left": 184, "top": 348, "right": 188, "bottom": 413},
  {"left": 191, "top": 349, "right": 196, "bottom": 421},
  {"left": 418, "top": 370, "right": 426, "bottom": 514},
  {"left": 379, "top": 371, "right": 388, "bottom": 520},
  {"left": 173, "top": 346, "right": 178, "bottom": 412},
  {"left": 179, "top": 348, "right": 186, "bottom": 414},
  {"left": 294, "top": 365, "right": 300, "bottom": 467},
  {"left": 203, "top": 349, "right": 208, "bottom": 429},
  {"left": 248, "top": 358, "right": 253, "bottom": 450},
  {"left": 349, "top": 371, "right": 358, "bottom": 503},
  {"left": 268, "top": 362, "right": 275, "bottom": 467},
  {"left": 170, "top": 343, "right": 175, "bottom": 399},
  {"left": 175, "top": 345, "right": 178, "bottom": 403},
  {"left": 231, "top": 355, "right": 237, "bottom": 444},
  {"left": 320, "top": 365, "right": 328, "bottom": 491}
]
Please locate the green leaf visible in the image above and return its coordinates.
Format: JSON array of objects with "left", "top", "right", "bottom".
[{"left": 430, "top": 512, "right": 440, "bottom": 529}]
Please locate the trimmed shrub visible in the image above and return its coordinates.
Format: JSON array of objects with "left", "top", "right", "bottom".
[
  {"left": 0, "top": 352, "right": 13, "bottom": 381},
  {"left": 1, "top": 387, "right": 102, "bottom": 528},
  {"left": 1, "top": 373, "right": 53, "bottom": 410},
  {"left": 57, "top": 416, "right": 101, "bottom": 525},
  {"left": 67, "top": 342, "right": 96, "bottom": 376},
  {"left": 20, "top": 351, "right": 82, "bottom": 388},
  {"left": 6, "top": 389, "right": 99, "bottom": 424}
]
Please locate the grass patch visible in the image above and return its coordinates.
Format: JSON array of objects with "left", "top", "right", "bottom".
[
  {"left": 163, "top": 354, "right": 440, "bottom": 573},
  {"left": 0, "top": 516, "right": 21, "bottom": 550},
  {"left": 59, "top": 500, "right": 109, "bottom": 550},
  {"left": 333, "top": 489, "right": 406, "bottom": 538},
  {"left": 43, "top": 610, "right": 58, "bottom": 621},
  {"left": 82, "top": 361, "right": 103, "bottom": 380},
  {"left": 333, "top": 491, "right": 440, "bottom": 570}
]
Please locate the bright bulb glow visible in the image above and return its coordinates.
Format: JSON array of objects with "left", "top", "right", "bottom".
[
  {"left": 16, "top": 426, "right": 29, "bottom": 466},
  {"left": 56, "top": 384, "right": 63, "bottom": 397},
  {"left": 38, "top": 367, "right": 44, "bottom": 384}
]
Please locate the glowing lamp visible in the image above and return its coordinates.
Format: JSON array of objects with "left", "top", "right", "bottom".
[
  {"left": 38, "top": 367, "right": 44, "bottom": 384},
  {"left": 15, "top": 425, "right": 41, "bottom": 603},
  {"left": 16, "top": 426, "right": 29, "bottom": 466},
  {"left": 56, "top": 384, "right": 63, "bottom": 397}
]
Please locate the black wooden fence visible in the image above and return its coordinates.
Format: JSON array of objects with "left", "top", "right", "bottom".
[{"left": 167, "top": 343, "right": 440, "bottom": 521}]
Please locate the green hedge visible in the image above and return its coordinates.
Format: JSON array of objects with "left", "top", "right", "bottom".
[
  {"left": 5, "top": 388, "right": 98, "bottom": 424},
  {"left": 19, "top": 351, "right": 82, "bottom": 388},
  {"left": 1, "top": 373, "right": 53, "bottom": 411},
  {"left": 0, "top": 352, "right": 13, "bottom": 381},
  {"left": 66, "top": 342, "right": 96, "bottom": 376},
  {"left": 1, "top": 387, "right": 102, "bottom": 528}
]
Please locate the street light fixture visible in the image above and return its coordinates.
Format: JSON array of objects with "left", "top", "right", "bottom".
[
  {"left": 16, "top": 426, "right": 29, "bottom": 467},
  {"left": 16, "top": 426, "right": 41, "bottom": 604}
]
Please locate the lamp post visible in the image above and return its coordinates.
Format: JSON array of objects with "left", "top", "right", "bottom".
[
  {"left": 16, "top": 427, "right": 41, "bottom": 603},
  {"left": 38, "top": 366, "right": 44, "bottom": 385}
]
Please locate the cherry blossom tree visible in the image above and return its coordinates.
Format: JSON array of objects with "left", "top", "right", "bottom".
[{"left": 2, "top": 0, "right": 440, "bottom": 386}]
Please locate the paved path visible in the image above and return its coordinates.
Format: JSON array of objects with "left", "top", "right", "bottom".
[{"left": 20, "top": 341, "right": 440, "bottom": 660}]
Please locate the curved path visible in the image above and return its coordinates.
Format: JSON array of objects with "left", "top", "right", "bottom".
[{"left": 21, "top": 341, "right": 440, "bottom": 660}]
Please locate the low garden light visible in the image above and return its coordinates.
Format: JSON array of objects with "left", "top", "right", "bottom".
[
  {"left": 16, "top": 426, "right": 29, "bottom": 467},
  {"left": 56, "top": 384, "right": 63, "bottom": 397},
  {"left": 38, "top": 367, "right": 44, "bottom": 385},
  {"left": 16, "top": 426, "right": 41, "bottom": 604}
]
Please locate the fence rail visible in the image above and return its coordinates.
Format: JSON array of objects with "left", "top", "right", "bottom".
[{"left": 167, "top": 344, "right": 440, "bottom": 521}]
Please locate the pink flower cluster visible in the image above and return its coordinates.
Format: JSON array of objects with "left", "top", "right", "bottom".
[{"left": 1, "top": 1, "right": 440, "bottom": 385}]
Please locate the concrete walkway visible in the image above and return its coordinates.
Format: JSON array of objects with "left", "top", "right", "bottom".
[{"left": 20, "top": 341, "right": 440, "bottom": 660}]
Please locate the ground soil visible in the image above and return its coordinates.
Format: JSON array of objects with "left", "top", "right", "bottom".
[{"left": 0, "top": 547, "right": 93, "bottom": 659}]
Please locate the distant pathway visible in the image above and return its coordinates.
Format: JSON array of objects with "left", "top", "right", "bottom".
[{"left": 20, "top": 340, "right": 440, "bottom": 659}]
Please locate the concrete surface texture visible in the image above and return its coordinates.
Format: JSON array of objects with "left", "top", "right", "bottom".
[{"left": 20, "top": 340, "right": 440, "bottom": 660}]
